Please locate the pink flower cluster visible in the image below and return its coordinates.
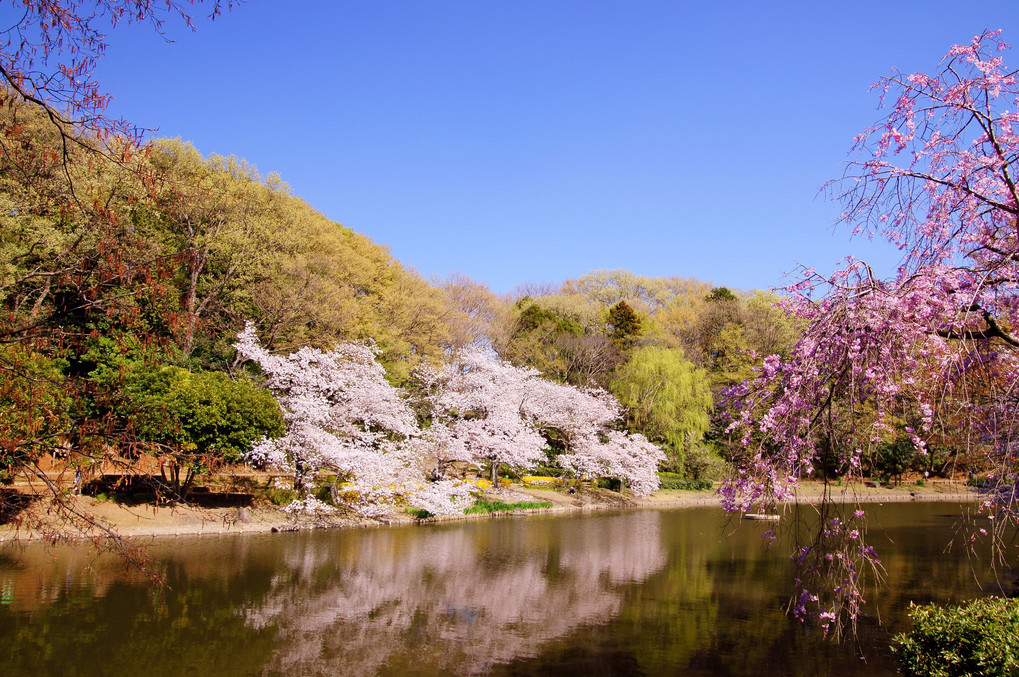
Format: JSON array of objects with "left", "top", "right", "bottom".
[{"left": 724, "top": 30, "right": 1019, "bottom": 633}]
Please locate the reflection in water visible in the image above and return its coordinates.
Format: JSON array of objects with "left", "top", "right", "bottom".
[
  {"left": 0, "top": 503, "right": 1016, "bottom": 676},
  {"left": 246, "top": 511, "right": 666, "bottom": 675}
]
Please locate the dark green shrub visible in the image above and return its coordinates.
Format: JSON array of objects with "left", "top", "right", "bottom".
[
  {"left": 464, "top": 500, "right": 551, "bottom": 515},
  {"left": 657, "top": 473, "right": 713, "bottom": 491},
  {"left": 597, "top": 477, "right": 622, "bottom": 491},
  {"left": 893, "top": 597, "right": 1019, "bottom": 677},
  {"left": 125, "top": 367, "right": 285, "bottom": 464},
  {"left": 876, "top": 436, "right": 917, "bottom": 485},
  {"left": 968, "top": 474, "right": 992, "bottom": 488},
  {"left": 266, "top": 487, "right": 298, "bottom": 506},
  {"left": 101, "top": 364, "right": 284, "bottom": 498}
]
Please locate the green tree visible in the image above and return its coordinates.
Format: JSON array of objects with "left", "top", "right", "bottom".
[
  {"left": 607, "top": 300, "right": 644, "bottom": 350},
  {"left": 610, "top": 346, "right": 712, "bottom": 472},
  {"left": 122, "top": 367, "right": 284, "bottom": 498},
  {"left": 708, "top": 322, "right": 756, "bottom": 388}
]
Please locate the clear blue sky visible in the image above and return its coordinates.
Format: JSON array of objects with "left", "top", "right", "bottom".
[{"left": 81, "top": 1, "right": 1019, "bottom": 293}]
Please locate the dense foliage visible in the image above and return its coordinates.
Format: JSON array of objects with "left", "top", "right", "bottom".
[
  {"left": 893, "top": 597, "right": 1019, "bottom": 677},
  {"left": 0, "top": 89, "right": 468, "bottom": 509}
]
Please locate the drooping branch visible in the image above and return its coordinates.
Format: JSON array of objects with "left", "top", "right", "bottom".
[{"left": 936, "top": 307, "right": 1019, "bottom": 348}]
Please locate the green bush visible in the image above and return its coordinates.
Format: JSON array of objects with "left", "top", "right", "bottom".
[
  {"left": 683, "top": 444, "right": 727, "bottom": 480},
  {"left": 266, "top": 487, "right": 298, "bottom": 506},
  {"left": 124, "top": 367, "right": 285, "bottom": 464},
  {"left": 596, "top": 477, "right": 622, "bottom": 491},
  {"left": 657, "top": 473, "right": 713, "bottom": 491},
  {"left": 464, "top": 500, "right": 552, "bottom": 515},
  {"left": 529, "top": 465, "right": 567, "bottom": 478},
  {"left": 893, "top": 597, "right": 1019, "bottom": 677},
  {"left": 968, "top": 474, "right": 992, "bottom": 488},
  {"left": 876, "top": 436, "right": 918, "bottom": 485}
]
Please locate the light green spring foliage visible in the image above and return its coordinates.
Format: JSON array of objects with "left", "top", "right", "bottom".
[
  {"left": 503, "top": 271, "right": 799, "bottom": 390},
  {"left": 139, "top": 139, "right": 453, "bottom": 380},
  {"left": 609, "top": 346, "right": 712, "bottom": 470},
  {"left": 561, "top": 269, "right": 709, "bottom": 312},
  {"left": 126, "top": 367, "right": 284, "bottom": 463},
  {"left": 893, "top": 597, "right": 1019, "bottom": 677}
]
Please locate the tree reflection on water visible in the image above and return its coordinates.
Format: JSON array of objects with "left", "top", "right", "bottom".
[
  {"left": 0, "top": 504, "right": 1016, "bottom": 676},
  {"left": 246, "top": 510, "right": 666, "bottom": 675}
]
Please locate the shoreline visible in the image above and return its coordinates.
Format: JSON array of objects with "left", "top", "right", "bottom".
[{"left": 0, "top": 481, "right": 984, "bottom": 544}]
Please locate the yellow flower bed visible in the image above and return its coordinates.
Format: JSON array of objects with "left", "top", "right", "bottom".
[
  {"left": 522, "top": 475, "right": 564, "bottom": 487},
  {"left": 468, "top": 477, "right": 512, "bottom": 490}
]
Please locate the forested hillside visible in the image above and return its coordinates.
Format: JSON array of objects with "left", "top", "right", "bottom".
[
  {"left": 0, "top": 92, "right": 458, "bottom": 503},
  {"left": 1, "top": 83, "right": 803, "bottom": 520}
]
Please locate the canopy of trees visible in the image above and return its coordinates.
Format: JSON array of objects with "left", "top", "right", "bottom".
[
  {"left": 0, "top": 91, "right": 466, "bottom": 514},
  {"left": 0, "top": 0, "right": 793, "bottom": 530}
]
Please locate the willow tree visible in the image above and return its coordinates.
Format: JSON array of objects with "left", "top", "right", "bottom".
[{"left": 610, "top": 346, "right": 712, "bottom": 473}]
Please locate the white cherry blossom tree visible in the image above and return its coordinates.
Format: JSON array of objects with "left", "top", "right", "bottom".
[
  {"left": 234, "top": 323, "right": 472, "bottom": 516},
  {"left": 421, "top": 347, "right": 664, "bottom": 496}
]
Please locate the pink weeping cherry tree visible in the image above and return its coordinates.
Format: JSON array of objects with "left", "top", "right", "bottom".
[{"left": 724, "top": 30, "right": 1019, "bottom": 638}]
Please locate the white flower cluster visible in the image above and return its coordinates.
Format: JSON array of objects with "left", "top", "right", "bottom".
[
  {"left": 421, "top": 347, "right": 665, "bottom": 496},
  {"left": 235, "top": 323, "right": 472, "bottom": 516},
  {"left": 237, "top": 326, "right": 666, "bottom": 515}
]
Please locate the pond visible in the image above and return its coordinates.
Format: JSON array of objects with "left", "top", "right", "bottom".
[{"left": 0, "top": 502, "right": 1015, "bottom": 676}]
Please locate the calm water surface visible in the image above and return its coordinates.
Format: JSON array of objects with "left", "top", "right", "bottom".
[{"left": 1, "top": 502, "right": 1016, "bottom": 676}]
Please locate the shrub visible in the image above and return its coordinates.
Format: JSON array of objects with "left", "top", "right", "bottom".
[
  {"left": 266, "top": 487, "right": 298, "bottom": 506},
  {"left": 657, "top": 473, "right": 714, "bottom": 491},
  {"left": 464, "top": 500, "right": 552, "bottom": 515},
  {"left": 124, "top": 367, "right": 285, "bottom": 464},
  {"left": 967, "top": 474, "right": 992, "bottom": 488},
  {"left": 683, "top": 444, "right": 727, "bottom": 481},
  {"left": 892, "top": 597, "right": 1019, "bottom": 677},
  {"left": 596, "top": 477, "right": 621, "bottom": 491},
  {"left": 875, "top": 436, "right": 917, "bottom": 485}
]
